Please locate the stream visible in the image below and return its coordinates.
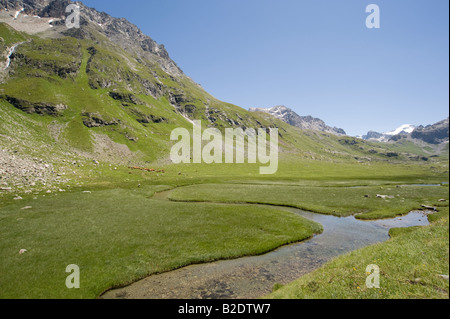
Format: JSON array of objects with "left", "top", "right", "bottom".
[
  {"left": 101, "top": 189, "right": 432, "bottom": 299},
  {"left": 3, "top": 42, "right": 24, "bottom": 70}
]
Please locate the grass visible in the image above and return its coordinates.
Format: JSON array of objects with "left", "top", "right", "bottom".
[
  {"left": 266, "top": 206, "right": 449, "bottom": 299},
  {"left": 0, "top": 185, "right": 321, "bottom": 299},
  {"left": 0, "top": 22, "right": 27, "bottom": 48},
  {"left": 169, "top": 183, "right": 449, "bottom": 220},
  {"left": 0, "top": 168, "right": 447, "bottom": 299}
]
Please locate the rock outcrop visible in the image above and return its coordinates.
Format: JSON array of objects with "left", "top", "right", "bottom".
[
  {"left": 1, "top": 95, "right": 67, "bottom": 115},
  {"left": 411, "top": 118, "right": 449, "bottom": 145},
  {"left": 82, "top": 112, "right": 119, "bottom": 128}
]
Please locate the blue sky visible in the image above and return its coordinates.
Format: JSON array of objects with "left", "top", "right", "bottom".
[{"left": 82, "top": 0, "right": 449, "bottom": 136}]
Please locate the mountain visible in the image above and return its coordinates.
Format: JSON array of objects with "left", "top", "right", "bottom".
[
  {"left": 0, "top": 0, "right": 184, "bottom": 78},
  {"left": 0, "top": 1, "right": 447, "bottom": 193},
  {"left": 0, "top": 0, "right": 274, "bottom": 134},
  {"left": 0, "top": 0, "right": 53, "bottom": 14},
  {"left": 360, "top": 119, "right": 449, "bottom": 146},
  {"left": 360, "top": 124, "right": 416, "bottom": 142},
  {"left": 249, "top": 105, "right": 346, "bottom": 136},
  {"left": 385, "top": 124, "right": 417, "bottom": 138},
  {"left": 408, "top": 118, "right": 449, "bottom": 145}
]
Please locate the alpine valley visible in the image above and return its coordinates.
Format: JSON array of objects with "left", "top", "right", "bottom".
[{"left": 0, "top": 0, "right": 448, "bottom": 300}]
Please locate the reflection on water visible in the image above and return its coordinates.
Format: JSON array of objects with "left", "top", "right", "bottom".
[{"left": 102, "top": 204, "right": 431, "bottom": 299}]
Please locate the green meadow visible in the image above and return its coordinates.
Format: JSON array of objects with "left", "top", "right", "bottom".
[
  {"left": 0, "top": 185, "right": 322, "bottom": 299},
  {"left": 0, "top": 158, "right": 448, "bottom": 299},
  {"left": 169, "top": 183, "right": 449, "bottom": 220}
]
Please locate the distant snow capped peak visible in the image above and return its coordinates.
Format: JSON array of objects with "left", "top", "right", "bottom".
[{"left": 384, "top": 124, "right": 416, "bottom": 136}]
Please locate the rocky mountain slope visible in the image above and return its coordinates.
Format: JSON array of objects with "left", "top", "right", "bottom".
[
  {"left": 406, "top": 118, "right": 449, "bottom": 145},
  {"left": 0, "top": 0, "right": 54, "bottom": 14},
  {"left": 0, "top": 0, "right": 184, "bottom": 77},
  {"left": 249, "top": 105, "right": 346, "bottom": 136}
]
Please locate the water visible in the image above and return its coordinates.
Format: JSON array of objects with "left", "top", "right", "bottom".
[
  {"left": 101, "top": 203, "right": 430, "bottom": 299},
  {"left": 4, "top": 42, "right": 24, "bottom": 70},
  {"left": 349, "top": 183, "right": 446, "bottom": 188},
  {"left": 402, "top": 184, "right": 444, "bottom": 187}
]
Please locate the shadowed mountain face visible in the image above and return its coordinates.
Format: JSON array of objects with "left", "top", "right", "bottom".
[
  {"left": 410, "top": 118, "right": 449, "bottom": 145},
  {"left": 361, "top": 119, "right": 449, "bottom": 146},
  {"left": 249, "top": 105, "right": 346, "bottom": 136}
]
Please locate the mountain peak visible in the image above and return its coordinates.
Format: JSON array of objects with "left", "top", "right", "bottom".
[
  {"left": 384, "top": 124, "right": 416, "bottom": 137},
  {"left": 249, "top": 105, "right": 346, "bottom": 135},
  {"left": 360, "top": 124, "right": 416, "bottom": 142},
  {"left": 360, "top": 119, "right": 449, "bottom": 145}
]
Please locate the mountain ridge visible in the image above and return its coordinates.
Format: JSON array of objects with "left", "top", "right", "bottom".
[
  {"left": 359, "top": 124, "right": 416, "bottom": 142},
  {"left": 1, "top": 0, "right": 448, "bottom": 194},
  {"left": 360, "top": 119, "right": 449, "bottom": 146}
]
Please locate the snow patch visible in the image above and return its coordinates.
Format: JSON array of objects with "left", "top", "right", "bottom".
[
  {"left": 384, "top": 124, "right": 416, "bottom": 136},
  {"left": 13, "top": 8, "right": 24, "bottom": 20}
]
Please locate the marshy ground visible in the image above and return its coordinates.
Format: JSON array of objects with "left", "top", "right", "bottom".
[{"left": 1, "top": 173, "right": 448, "bottom": 299}]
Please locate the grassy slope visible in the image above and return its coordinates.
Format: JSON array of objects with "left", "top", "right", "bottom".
[
  {"left": 1, "top": 23, "right": 283, "bottom": 163},
  {"left": 2, "top": 22, "right": 446, "bottom": 170},
  {"left": 0, "top": 23, "right": 27, "bottom": 46}
]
